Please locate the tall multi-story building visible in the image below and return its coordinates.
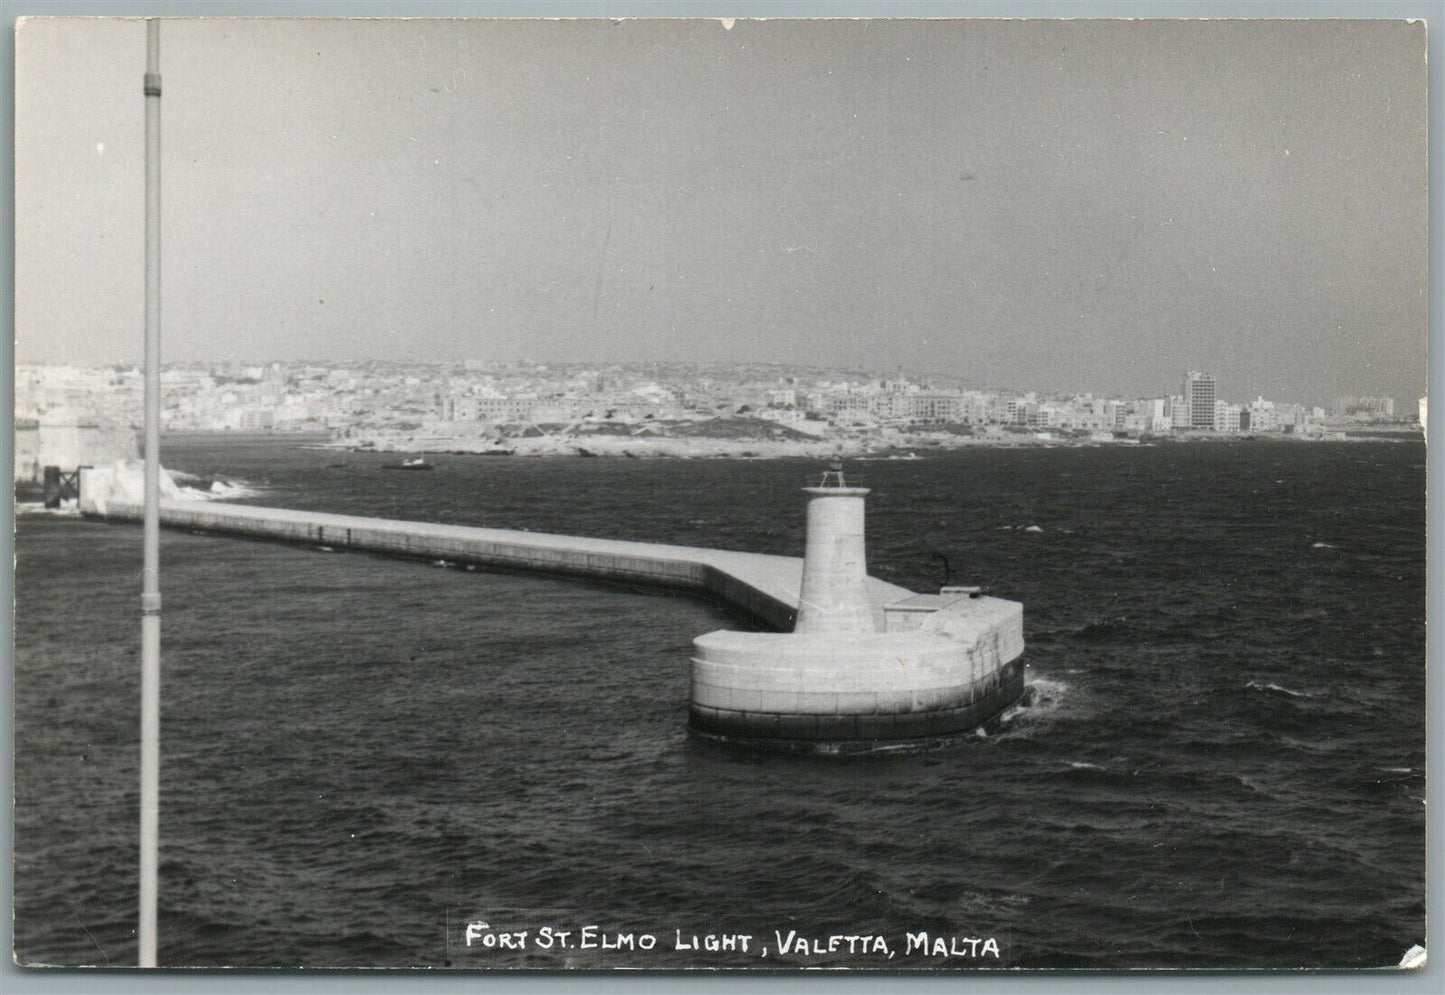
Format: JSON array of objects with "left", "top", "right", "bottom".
[{"left": 1182, "top": 371, "right": 1217, "bottom": 429}]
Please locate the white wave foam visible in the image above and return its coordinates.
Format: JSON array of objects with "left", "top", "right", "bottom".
[
  {"left": 194, "top": 479, "right": 264, "bottom": 501},
  {"left": 993, "top": 674, "right": 1075, "bottom": 736},
  {"left": 1245, "top": 679, "right": 1313, "bottom": 698},
  {"left": 997, "top": 704, "right": 1027, "bottom": 724},
  {"left": 1025, "top": 675, "right": 1072, "bottom": 707},
  {"left": 165, "top": 476, "right": 265, "bottom": 502}
]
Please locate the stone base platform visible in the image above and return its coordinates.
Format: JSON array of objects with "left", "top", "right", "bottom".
[
  {"left": 689, "top": 657, "right": 1027, "bottom": 753},
  {"left": 690, "top": 595, "right": 1026, "bottom": 752}
]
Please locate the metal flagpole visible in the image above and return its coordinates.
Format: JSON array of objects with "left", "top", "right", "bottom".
[{"left": 140, "top": 16, "right": 162, "bottom": 969}]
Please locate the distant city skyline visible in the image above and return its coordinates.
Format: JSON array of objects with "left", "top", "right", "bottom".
[
  {"left": 20, "top": 355, "right": 1410, "bottom": 430},
  {"left": 14, "top": 355, "right": 1412, "bottom": 414},
  {"left": 15, "top": 18, "right": 1427, "bottom": 409}
]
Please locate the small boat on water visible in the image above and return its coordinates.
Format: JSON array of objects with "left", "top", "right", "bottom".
[{"left": 382, "top": 457, "right": 434, "bottom": 471}]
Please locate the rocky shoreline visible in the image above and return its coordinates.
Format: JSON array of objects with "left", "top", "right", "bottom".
[{"left": 323, "top": 425, "right": 1414, "bottom": 459}]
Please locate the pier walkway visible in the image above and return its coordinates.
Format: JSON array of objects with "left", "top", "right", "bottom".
[{"left": 79, "top": 497, "right": 914, "bottom": 631}]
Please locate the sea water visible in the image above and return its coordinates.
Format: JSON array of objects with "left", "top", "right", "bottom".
[{"left": 13, "top": 439, "right": 1426, "bottom": 967}]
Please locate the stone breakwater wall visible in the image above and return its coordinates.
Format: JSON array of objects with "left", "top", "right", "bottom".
[
  {"left": 77, "top": 493, "right": 911, "bottom": 633},
  {"left": 79, "top": 469, "right": 1027, "bottom": 751}
]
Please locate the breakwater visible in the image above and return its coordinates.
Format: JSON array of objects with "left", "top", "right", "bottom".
[{"left": 78, "top": 490, "right": 912, "bottom": 632}]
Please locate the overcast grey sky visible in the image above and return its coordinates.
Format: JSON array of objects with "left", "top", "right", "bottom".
[{"left": 15, "top": 16, "right": 1427, "bottom": 405}]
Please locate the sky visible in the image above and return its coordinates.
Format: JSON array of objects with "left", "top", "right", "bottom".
[{"left": 14, "top": 16, "right": 1428, "bottom": 406}]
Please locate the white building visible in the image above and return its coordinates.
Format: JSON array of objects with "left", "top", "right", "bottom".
[
  {"left": 445, "top": 395, "right": 479, "bottom": 421},
  {"left": 1134, "top": 397, "right": 1172, "bottom": 432},
  {"left": 1242, "top": 397, "right": 1279, "bottom": 432},
  {"left": 1214, "top": 400, "right": 1241, "bottom": 433},
  {"left": 1170, "top": 394, "right": 1191, "bottom": 429}
]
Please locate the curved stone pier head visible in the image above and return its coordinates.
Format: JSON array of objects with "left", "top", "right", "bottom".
[
  {"left": 690, "top": 469, "right": 1026, "bottom": 751},
  {"left": 691, "top": 623, "right": 1025, "bottom": 746}
]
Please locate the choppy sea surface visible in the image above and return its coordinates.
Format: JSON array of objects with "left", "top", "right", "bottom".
[{"left": 13, "top": 439, "right": 1426, "bottom": 969}]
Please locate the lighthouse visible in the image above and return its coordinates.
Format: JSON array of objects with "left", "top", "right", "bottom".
[
  {"left": 795, "top": 463, "right": 876, "bottom": 635},
  {"left": 689, "top": 461, "right": 1027, "bottom": 751}
]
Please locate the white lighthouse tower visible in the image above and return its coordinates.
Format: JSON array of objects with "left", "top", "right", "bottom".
[{"left": 795, "top": 463, "right": 876, "bottom": 635}]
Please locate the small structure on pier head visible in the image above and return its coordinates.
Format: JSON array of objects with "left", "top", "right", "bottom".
[{"left": 690, "top": 462, "right": 1027, "bottom": 752}]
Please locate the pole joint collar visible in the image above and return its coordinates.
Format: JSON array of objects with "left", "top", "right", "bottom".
[
  {"left": 144, "top": 73, "right": 162, "bottom": 96},
  {"left": 141, "top": 593, "right": 162, "bottom": 614}
]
